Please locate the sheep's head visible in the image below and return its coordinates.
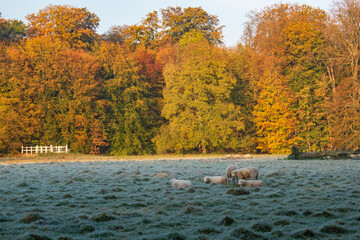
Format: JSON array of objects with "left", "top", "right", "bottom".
[
  {"left": 170, "top": 178, "right": 176, "bottom": 183},
  {"left": 203, "top": 177, "right": 210, "bottom": 183},
  {"left": 238, "top": 179, "right": 246, "bottom": 186}
]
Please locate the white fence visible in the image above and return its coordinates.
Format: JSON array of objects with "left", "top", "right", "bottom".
[{"left": 21, "top": 145, "right": 68, "bottom": 154}]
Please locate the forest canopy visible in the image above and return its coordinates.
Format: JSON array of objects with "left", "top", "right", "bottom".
[{"left": 1, "top": 1, "right": 359, "bottom": 155}]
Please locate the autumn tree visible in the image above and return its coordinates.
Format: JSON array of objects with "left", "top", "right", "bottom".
[
  {"left": 244, "top": 3, "right": 330, "bottom": 151},
  {"left": 328, "top": 0, "right": 360, "bottom": 150},
  {"left": 0, "top": 36, "right": 107, "bottom": 154},
  {"left": 154, "top": 31, "right": 243, "bottom": 153},
  {"left": 104, "top": 6, "right": 223, "bottom": 50},
  {"left": 103, "top": 12, "right": 160, "bottom": 50},
  {"left": 103, "top": 11, "right": 161, "bottom": 50},
  {"left": 253, "top": 71, "right": 300, "bottom": 153},
  {"left": 0, "top": 43, "right": 31, "bottom": 154},
  {"left": 26, "top": 5, "right": 100, "bottom": 49}
]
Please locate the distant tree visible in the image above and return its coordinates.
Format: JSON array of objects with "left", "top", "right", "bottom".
[
  {"left": 103, "top": 6, "right": 223, "bottom": 49},
  {"left": 154, "top": 31, "right": 243, "bottom": 153},
  {"left": 26, "top": 5, "right": 100, "bottom": 49},
  {"left": 96, "top": 42, "right": 160, "bottom": 155},
  {"left": 0, "top": 42, "right": 30, "bottom": 154},
  {"left": 160, "top": 6, "right": 223, "bottom": 45},
  {"left": 0, "top": 13, "right": 26, "bottom": 42},
  {"left": 0, "top": 36, "right": 107, "bottom": 154},
  {"left": 244, "top": 3, "right": 330, "bottom": 151},
  {"left": 328, "top": 0, "right": 360, "bottom": 150},
  {"left": 253, "top": 71, "right": 300, "bottom": 153},
  {"left": 103, "top": 11, "right": 160, "bottom": 49},
  {"left": 102, "top": 25, "right": 128, "bottom": 45},
  {"left": 227, "top": 44, "right": 259, "bottom": 152}
]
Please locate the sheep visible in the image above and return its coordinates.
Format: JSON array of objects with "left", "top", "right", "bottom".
[
  {"left": 238, "top": 179, "right": 266, "bottom": 188},
  {"left": 202, "top": 176, "right": 228, "bottom": 185},
  {"left": 170, "top": 178, "right": 192, "bottom": 188},
  {"left": 233, "top": 154, "right": 243, "bottom": 159},
  {"left": 226, "top": 165, "right": 240, "bottom": 184},
  {"left": 231, "top": 167, "right": 259, "bottom": 180},
  {"left": 243, "top": 154, "right": 252, "bottom": 159}
]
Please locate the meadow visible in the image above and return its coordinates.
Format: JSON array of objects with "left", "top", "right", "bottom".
[{"left": 0, "top": 157, "right": 359, "bottom": 240}]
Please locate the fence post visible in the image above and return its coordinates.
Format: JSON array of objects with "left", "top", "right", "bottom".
[
  {"left": 65, "top": 144, "right": 68, "bottom": 153},
  {"left": 50, "top": 145, "right": 53, "bottom": 153},
  {"left": 21, "top": 146, "right": 23, "bottom": 154}
]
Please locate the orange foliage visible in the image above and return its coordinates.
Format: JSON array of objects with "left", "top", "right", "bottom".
[{"left": 26, "top": 5, "right": 99, "bottom": 49}]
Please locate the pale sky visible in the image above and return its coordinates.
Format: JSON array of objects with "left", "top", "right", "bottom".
[{"left": 1, "top": 0, "right": 333, "bottom": 47}]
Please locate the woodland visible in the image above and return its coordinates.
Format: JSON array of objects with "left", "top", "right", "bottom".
[{"left": 0, "top": 0, "right": 359, "bottom": 156}]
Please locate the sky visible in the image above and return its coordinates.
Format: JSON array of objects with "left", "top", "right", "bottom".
[{"left": 1, "top": 0, "right": 333, "bottom": 47}]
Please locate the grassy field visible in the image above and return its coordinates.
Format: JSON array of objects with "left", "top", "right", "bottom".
[{"left": 0, "top": 156, "right": 359, "bottom": 239}]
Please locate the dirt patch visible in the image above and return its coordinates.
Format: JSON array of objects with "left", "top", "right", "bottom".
[
  {"left": 227, "top": 188, "right": 250, "bottom": 196},
  {"left": 91, "top": 213, "right": 116, "bottom": 222},
  {"left": 252, "top": 222, "right": 273, "bottom": 232},
  {"left": 21, "top": 213, "right": 45, "bottom": 224},
  {"left": 320, "top": 224, "right": 347, "bottom": 234}
]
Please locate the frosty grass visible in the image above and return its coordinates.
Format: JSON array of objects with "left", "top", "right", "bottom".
[{"left": 0, "top": 158, "right": 359, "bottom": 239}]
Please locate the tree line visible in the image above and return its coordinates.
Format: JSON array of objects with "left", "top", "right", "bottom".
[{"left": 0, "top": 0, "right": 359, "bottom": 155}]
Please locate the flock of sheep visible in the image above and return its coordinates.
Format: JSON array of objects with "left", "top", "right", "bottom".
[{"left": 170, "top": 164, "right": 266, "bottom": 188}]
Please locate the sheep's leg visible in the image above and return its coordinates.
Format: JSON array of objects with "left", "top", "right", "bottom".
[{"left": 232, "top": 177, "right": 237, "bottom": 185}]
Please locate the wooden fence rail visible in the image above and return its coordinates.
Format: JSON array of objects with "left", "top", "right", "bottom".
[{"left": 21, "top": 145, "right": 68, "bottom": 154}]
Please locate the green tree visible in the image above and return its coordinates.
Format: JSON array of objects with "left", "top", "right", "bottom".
[
  {"left": 96, "top": 42, "right": 159, "bottom": 155},
  {"left": 283, "top": 6, "right": 330, "bottom": 151},
  {"left": 0, "top": 13, "right": 26, "bottom": 42},
  {"left": 154, "top": 31, "right": 243, "bottom": 153},
  {"left": 227, "top": 44, "right": 260, "bottom": 152},
  {"left": 160, "top": 6, "right": 223, "bottom": 45}
]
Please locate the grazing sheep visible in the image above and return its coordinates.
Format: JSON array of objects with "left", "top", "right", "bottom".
[
  {"left": 226, "top": 165, "right": 240, "bottom": 184},
  {"left": 243, "top": 154, "right": 252, "bottom": 159},
  {"left": 170, "top": 178, "right": 192, "bottom": 188},
  {"left": 231, "top": 167, "right": 259, "bottom": 180},
  {"left": 202, "top": 176, "right": 228, "bottom": 185},
  {"left": 238, "top": 179, "right": 266, "bottom": 188},
  {"left": 233, "top": 154, "right": 242, "bottom": 159}
]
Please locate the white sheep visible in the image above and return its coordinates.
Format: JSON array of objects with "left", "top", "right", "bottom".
[
  {"left": 202, "top": 176, "right": 228, "bottom": 185},
  {"left": 226, "top": 165, "right": 240, "bottom": 184},
  {"left": 170, "top": 178, "right": 192, "bottom": 188},
  {"left": 231, "top": 167, "right": 259, "bottom": 180},
  {"left": 238, "top": 179, "right": 266, "bottom": 188},
  {"left": 233, "top": 154, "right": 243, "bottom": 159},
  {"left": 243, "top": 154, "right": 252, "bottom": 159}
]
